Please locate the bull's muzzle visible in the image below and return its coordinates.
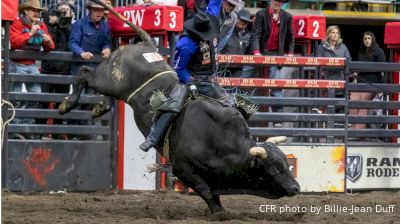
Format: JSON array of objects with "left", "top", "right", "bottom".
[{"left": 286, "top": 183, "right": 300, "bottom": 197}]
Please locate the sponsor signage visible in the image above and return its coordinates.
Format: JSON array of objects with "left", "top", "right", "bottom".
[
  {"left": 217, "top": 78, "right": 345, "bottom": 89},
  {"left": 280, "top": 145, "right": 345, "bottom": 192},
  {"left": 347, "top": 147, "right": 400, "bottom": 189},
  {"left": 108, "top": 5, "right": 184, "bottom": 36},
  {"left": 217, "top": 55, "right": 346, "bottom": 67}
]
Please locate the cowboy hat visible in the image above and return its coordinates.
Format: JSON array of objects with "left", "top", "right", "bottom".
[
  {"left": 225, "top": 0, "right": 245, "bottom": 8},
  {"left": 184, "top": 12, "right": 220, "bottom": 41},
  {"left": 236, "top": 9, "right": 252, "bottom": 23},
  {"left": 18, "top": 0, "right": 45, "bottom": 11},
  {"left": 86, "top": 0, "right": 106, "bottom": 9}
]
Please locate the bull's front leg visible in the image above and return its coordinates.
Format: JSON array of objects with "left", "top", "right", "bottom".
[
  {"left": 174, "top": 167, "right": 225, "bottom": 213},
  {"left": 59, "top": 67, "right": 92, "bottom": 114}
]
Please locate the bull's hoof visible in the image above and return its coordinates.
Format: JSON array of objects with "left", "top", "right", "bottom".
[
  {"left": 92, "top": 103, "right": 111, "bottom": 118},
  {"left": 58, "top": 99, "right": 73, "bottom": 115},
  {"left": 209, "top": 211, "right": 231, "bottom": 221}
]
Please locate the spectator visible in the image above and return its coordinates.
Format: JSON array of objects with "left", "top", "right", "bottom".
[
  {"left": 68, "top": 0, "right": 111, "bottom": 140},
  {"left": 250, "top": 0, "right": 294, "bottom": 125},
  {"left": 316, "top": 25, "right": 351, "bottom": 81},
  {"left": 42, "top": 2, "right": 73, "bottom": 77},
  {"left": 349, "top": 31, "right": 386, "bottom": 130},
  {"left": 9, "top": 0, "right": 55, "bottom": 139},
  {"left": 219, "top": 9, "right": 252, "bottom": 77},
  {"left": 41, "top": 2, "right": 74, "bottom": 140},
  {"left": 217, "top": 0, "right": 243, "bottom": 51},
  {"left": 69, "top": 0, "right": 111, "bottom": 78}
]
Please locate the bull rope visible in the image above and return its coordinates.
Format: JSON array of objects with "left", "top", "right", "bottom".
[{"left": 126, "top": 71, "right": 178, "bottom": 103}]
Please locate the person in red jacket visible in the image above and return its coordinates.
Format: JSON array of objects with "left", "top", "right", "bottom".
[{"left": 9, "top": 0, "right": 54, "bottom": 139}]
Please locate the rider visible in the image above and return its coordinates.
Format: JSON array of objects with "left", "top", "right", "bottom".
[{"left": 139, "top": 0, "right": 223, "bottom": 152}]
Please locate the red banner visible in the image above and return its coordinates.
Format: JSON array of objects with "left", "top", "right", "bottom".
[
  {"left": 217, "top": 78, "right": 345, "bottom": 89},
  {"left": 2, "top": 0, "right": 18, "bottom": 21},
  {"left": 218, "top": 54, "right": 346, "bottom": 67},
  {"left": 384, "top": 22, "right": 400, "bottom": 46},
  {"left": 108, "top": 5, "right": 184, "bottom": 36}
]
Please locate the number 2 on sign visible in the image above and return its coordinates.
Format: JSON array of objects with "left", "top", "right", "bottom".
[
  {"left": 298, "top": 19, "right": 305, "bottom": 36},
  {"left": 312, "top": 20, "right": 319, "bottom": 38}
]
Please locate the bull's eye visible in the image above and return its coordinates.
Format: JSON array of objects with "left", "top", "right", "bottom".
[{"left": 270, "top": 166, "right": 280, "bottom": 176}]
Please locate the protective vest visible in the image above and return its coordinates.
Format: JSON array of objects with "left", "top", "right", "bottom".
[{"left": 187, "top": 39, "right": 218, "bottom": 77}]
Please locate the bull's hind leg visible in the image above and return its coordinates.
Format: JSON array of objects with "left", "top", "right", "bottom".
[
  {"left": 92, "top": 96, "right": 112, "bottom": 118},
  {"left": 59, "top": 66, "right": 94, "bottom": 114}
]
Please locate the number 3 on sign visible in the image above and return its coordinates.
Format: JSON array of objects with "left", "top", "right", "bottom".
[
  {"left": 154, "top": 9, "right": 161, "bottom": 27},
  {"left": 169, "top": 12, "right": 176, "bottom": 29}
]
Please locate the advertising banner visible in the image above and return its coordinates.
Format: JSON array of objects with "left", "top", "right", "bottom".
[
  {"left": 280, "top": 145, "right": 345, "bottom": 192},
  {"left": 347, "top": 147, "right": 400, "bottom": 189},
  {"left": 108, "top": 5, "right": 184, "bottom": 36}
]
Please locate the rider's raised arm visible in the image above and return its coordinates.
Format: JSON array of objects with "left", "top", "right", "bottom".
[{"left": 205, "top": 0, "right": 222, "bottom": 17}]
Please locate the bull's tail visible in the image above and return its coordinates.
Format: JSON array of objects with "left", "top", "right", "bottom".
[{"left": 89, "top": 0, "right": 151, "bottom": 43}]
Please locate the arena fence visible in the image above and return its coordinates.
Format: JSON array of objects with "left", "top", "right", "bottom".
[
  {"left": 2, "top": 43, "right": 118, "bottom": 191},
  {"left": 217, "top": 55, "right": 400, "bottom": 147}
]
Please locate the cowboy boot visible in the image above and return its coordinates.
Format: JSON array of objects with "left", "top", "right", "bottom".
[{"left": 139, "top": 112, "right": 176, "bottom": 152}]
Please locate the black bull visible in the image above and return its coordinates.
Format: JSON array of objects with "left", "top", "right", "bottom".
[{"left": 59, "top": 39, "right": 300, "bottom": 213}]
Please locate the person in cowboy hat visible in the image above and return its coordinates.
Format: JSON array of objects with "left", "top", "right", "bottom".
[
  {"left": 139, "top": 0, "right": 223, "bottom": 152},
  {"left": 219, "top": 9, "right": 252, "bottom": 77},
  {"left": 11, "top": 0, "right": 55, "bottom": 55},
  {"left": 217, "top": 0, "right": 243, "bottom": 51},
  {"left": 69, "top": 0, "right": 111, "bottom": 66},
  {"left": 68, "top": 0, "right": 111, "bottom": 139},
  {"left": 9, "top": 0, "right": 55, "bottom": 139},
  {"left": 250, "top": 0, "right": 294, "bottom": 126}
]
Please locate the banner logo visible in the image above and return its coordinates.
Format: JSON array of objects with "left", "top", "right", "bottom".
[{"left": 346, "top": 154, "right": 363, "bottom": 182}]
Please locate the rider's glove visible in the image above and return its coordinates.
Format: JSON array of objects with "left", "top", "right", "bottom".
[{"left": 189, "top": 84, "right": 199, "bottom": 99}]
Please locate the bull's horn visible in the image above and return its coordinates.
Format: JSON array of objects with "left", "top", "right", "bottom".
[
  {"left": 266, "top": 136, "right": 287, "bottom": 144},
  {"left": 249, "top": 147, "right": 268, "bottom": 159},
  {"left": 90, "top": 0, "right": 151, "bottom": 42}
]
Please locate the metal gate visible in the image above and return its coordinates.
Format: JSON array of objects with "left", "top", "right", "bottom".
[{"left": 2, "top": 21, "right": 118, "bottom": 191}]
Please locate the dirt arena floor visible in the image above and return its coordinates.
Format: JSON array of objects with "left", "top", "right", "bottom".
[{"left": 2, "top": 190, "right": 399, "bottom": 224}]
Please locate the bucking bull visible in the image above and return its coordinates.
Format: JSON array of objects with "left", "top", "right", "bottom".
[{"left": 59, "top": 0, "right": 299, "bottom": 214}]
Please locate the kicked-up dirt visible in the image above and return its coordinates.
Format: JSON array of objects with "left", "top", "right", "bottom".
[{"left": 2, "top": 190, "right": 399, "bottom": 223}]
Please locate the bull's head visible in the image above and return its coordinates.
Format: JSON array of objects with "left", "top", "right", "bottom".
[{"left": 248, "top": 136, "right": 300, "bottom": 198}]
